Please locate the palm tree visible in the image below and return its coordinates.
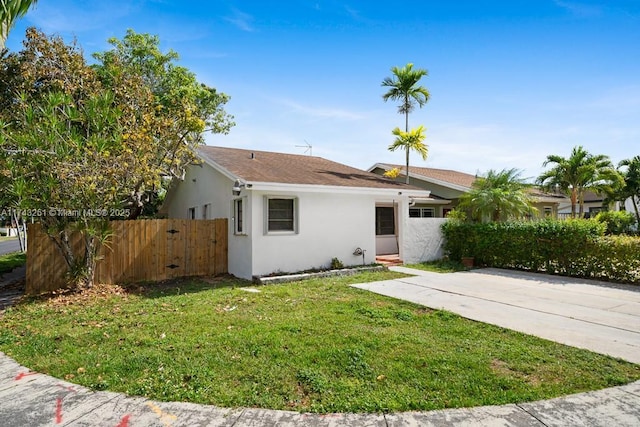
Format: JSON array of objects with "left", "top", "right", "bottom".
[
  {"left": 388, "top": 126, "right": 428, "bottom": 184},
  {"left": 382, "top": 63, "right": 429, "bottom": 183},
  {"left": 537, "top": 146, "right": 619, "bottom": 218},
  {"left": 0, "top": 0, "right": 38, "bottom": 50},
  {"left": 458, "top": 168, "right": 534, "bottom": 222},
  {"left": 616, "top": 156, "right": 640, "bottom": 224}
]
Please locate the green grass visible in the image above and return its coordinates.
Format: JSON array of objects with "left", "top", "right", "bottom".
[
  {"left": 0, "top": 252, "right": 26, "bottom": 275},
  {"left": 0, "top": 236, "right": 18, "bottom": 242},
  {"left": 1, "top": 271, "right": 638, "bottom": 413},
  {"left": 405, "top": 259, "right": 466, "bottom": 273}
]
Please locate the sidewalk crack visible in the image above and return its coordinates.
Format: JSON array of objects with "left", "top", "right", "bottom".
[{"left": 516, "top": 403, "right": 550, "bottom": 426}]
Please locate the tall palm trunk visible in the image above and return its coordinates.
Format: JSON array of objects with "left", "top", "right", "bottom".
[
  {"left": 404, "top": 95, "right": 409, "bottom": 183},
  {"left": 0, "top": 21, "right": 8, "bottom": 50},
  {"left": 0, "top": 0, "right": 39, "bottom": 50},
  {"left": 405, "top": 145, "right": 410, "bottom": 184}
]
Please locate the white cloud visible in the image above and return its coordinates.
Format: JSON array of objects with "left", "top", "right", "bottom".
[
  {"left": 275, "top": 98, "right": 367, "bottom": 121},
  {"left": 553, "top": 0, "right": 602, "bottom": 18},
  {"left": 343, "top": 4, "right": 376, "bottom": 25},
  {"left": 587, "top": 85, "right": 640, "bottom": 114},
  {"left": 224, "top": 9, "right": 256, "bottom": 32},
  {"left": 25, "top": 1, "right": 135, "bottom": 33}
]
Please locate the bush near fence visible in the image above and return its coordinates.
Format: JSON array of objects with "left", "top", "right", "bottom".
[{"left": 441, "top": 219, "right": 640, "bottom": 284}]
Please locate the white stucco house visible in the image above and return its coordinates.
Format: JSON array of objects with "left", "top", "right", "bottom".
[
  {"left": 160, "top": 146, "right": 439, "bottom": 280},
  {"left": 556, "top": 192, "right": 639, "bottom": 223}
]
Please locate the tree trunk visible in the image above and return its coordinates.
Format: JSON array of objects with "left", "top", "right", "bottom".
[
  {"left": 570, "top": 187, "right": 577, "bottom": 218},
  {"left": 405, "top": 147, "right": 410, "bottom": 184},
  {"left": 47, "top": 227, "right": 101, "bottom": 289},
  {"left": 11, "top": 211, "right": 26, "bottom": 252},
  {"left": 127, "top": 204, "right": 143, "bottom": 220},
  {"left": 82, "top": 234, "right": 98, "bottom": 288},
  {"left": 56, "top": 229, "right": 77, "bottom": 270},
  {"left": 404, "top": 106, "right": 409, "bottom": 133},
  {"left": 0, "top": 22, "right": 8, "bottom": 51},
  {"left": 631, "top": 196, "right": 640, "bottom": 225}
]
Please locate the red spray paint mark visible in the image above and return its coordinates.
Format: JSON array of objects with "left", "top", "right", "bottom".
[
  {"left": 55, "top": 397, "right": 63, "bottom": 424},
  {"left": 115, "top": 414, "right": 131, "bottom": 427},
  {"left": 14, "top": 371, "right": 38, "bottom": 381},
  {"left": 57, "top": 383, "right": 77, "bottom": 393}
]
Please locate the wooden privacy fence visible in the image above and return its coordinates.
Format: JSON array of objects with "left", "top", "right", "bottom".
[{"left": 26, "top": 218, "right": 228, "bottom": 294}]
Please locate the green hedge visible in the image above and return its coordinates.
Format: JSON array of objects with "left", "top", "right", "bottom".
[
  {"left": 594, "top": 210, "right": 637, "bottom": 235},
  {"left": 441, "top": 219, "right": 640, "bottom": 284}
]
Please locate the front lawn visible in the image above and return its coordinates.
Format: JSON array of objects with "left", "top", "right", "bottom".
[
  {"left": 0, "top": 252, "right": 26, "bottom": 275},
  {"left": 1, "top": 271, "right": 638, "bottom": 413}
]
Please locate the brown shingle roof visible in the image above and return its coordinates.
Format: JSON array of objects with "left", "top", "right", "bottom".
[
  {"left": 380, "top": 164, "right": 477, "bottom": 188},
  {"left": 199, "top": 146, "right": 424, "bottom": 190},
  {"left": 379, "top": 163, "right": 567, "bottom": 200}
]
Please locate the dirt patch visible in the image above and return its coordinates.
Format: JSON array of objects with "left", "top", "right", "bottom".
[
  {"left": 40, "top": 283, "right": 131, "bottom": 307},
  {"left": 490, "top": 359, "right": 516, "bottom": 376}
]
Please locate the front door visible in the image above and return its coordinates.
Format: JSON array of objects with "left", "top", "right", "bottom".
[{"left": 375, "top": 204, "right": 398, "bottom": 255}]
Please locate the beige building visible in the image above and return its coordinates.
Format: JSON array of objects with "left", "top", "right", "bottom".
[{"left": 368, "top": 163, "right": 566, "bottom": 219}]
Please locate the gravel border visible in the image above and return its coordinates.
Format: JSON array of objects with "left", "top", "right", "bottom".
[{"left": 254, "top": 265, "right": 387, "bottom": 285}]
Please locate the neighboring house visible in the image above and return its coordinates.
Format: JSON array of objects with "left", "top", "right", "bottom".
[
  {"left": 160, "top": 146, "right": 437, "bottom": 280},
  {"left": 368, "top": 163, "right": 566, "bottom": 218},
  {"left": 557, "top": 191, "right": 637, "bottom": 219},
  {"left": 558, "top": 191, "right": 607, "bottom": 218}
]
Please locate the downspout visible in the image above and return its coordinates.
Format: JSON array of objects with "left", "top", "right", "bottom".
[{"left": 394, "top": 199, "right": 400, "bottom": 254}]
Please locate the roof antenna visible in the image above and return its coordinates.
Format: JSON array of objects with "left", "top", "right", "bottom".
[{"left": 295, "top": 140, "right": 313, "bottom": 156}]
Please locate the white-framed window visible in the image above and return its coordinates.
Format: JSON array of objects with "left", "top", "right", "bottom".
[
  {"left": 409, "top": 207, "right": 435, "bottom": 218},
  {"left": 202, "top": 203, "right": 211, "bottom": 219},
  {"left": 233, "top": 198, "right": 246, "bottom": 235},
  {"left": 544, "top": 206, "right": 553, "bottom": 217},
  {"left": 265, "top": 196, "right": 298, "bottom": 234},
  {"left": 188, "top": 207, "right": 196, "bottom": 219}
]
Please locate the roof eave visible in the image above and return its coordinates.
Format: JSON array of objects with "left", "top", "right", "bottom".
[
  {"left": 197, "top": 148, "right": 240, "bottom": 182},
  {"left": 368, "top": 163, "right": 472, "bottom": 192},
  {"left": 242, "top": 181, "right": 432, "bottom": 197}
]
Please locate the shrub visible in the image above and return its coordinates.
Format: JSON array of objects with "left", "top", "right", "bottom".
[
  {"left": 441, "top": 219, "right": 640, "bottom": 283},
  {"left": 594, "top": 211, "right": 637, "bottom": 235},
  {"left": 330, "top": 257, "right": 344, "bottom": 269}
]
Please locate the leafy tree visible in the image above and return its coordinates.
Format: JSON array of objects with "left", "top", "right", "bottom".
[
  {"left": 537, "top": 146, "right": 621, "bottom": 218},
  {"left": 0, "top": 29, "right": 156, "bottom": 287},
  {"left": 0, "top": 28, "right": 233, "bottom": 288},
  {"left": 0, "top": 0, "right": 37, "bottom": 49},
  {"left": 93, "top": 29, "right": 234, "bottom": 218},
  {"left": 382, "top": 63, "right": 429, "bottom": 183},
  {"left": 458, "top": 168, "right": 535, "bottom": 222},
  {"left": 388, "top": 126, "right": 428, "bottom": 182}
]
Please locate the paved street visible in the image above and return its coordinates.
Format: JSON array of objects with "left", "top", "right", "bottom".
[{"left": 0, "top": 238, "right": 21, "bottom": 256}]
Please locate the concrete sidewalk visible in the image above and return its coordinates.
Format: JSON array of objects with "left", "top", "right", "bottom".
[
  {"left": 1, "top": 352, "right": 639, "bottom": 426},
  {"left": 354, "top": 267, "right": 640, "bottom": 364}
]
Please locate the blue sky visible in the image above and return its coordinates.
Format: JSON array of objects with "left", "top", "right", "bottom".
[{"left": 6, "top": 0, "right": 640, "bottom": 180}]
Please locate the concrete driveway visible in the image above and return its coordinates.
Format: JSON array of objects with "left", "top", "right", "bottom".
[{"left": 353, "top": 267, "right": 640, "bottom": 364}]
